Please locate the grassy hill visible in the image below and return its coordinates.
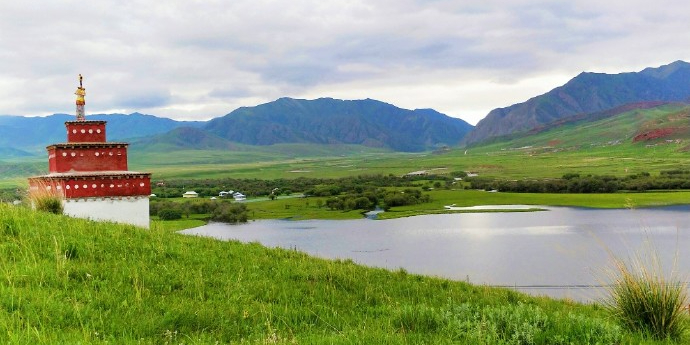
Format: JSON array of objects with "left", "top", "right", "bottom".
[
  {"left": 0, "top": 158, "right": 45, "bottom": 188},
  {"left": 1, "top": 203, "right": 682, "bottom": 343},
  {"left": 129, "top": 143, "right": 395, "bottom": 180},
  {"left": 132, "top": 126, "right": 243, "bottom": 151},
  {"left": 474, "top": 103, "right": 690, "bottom": 153},
  {"left": 465, "top": 60, "right": 690, "bottom": 145}
]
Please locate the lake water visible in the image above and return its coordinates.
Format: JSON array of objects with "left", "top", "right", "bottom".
[{"left": 181, "top": 205, "right": 690, "bottom": 302}]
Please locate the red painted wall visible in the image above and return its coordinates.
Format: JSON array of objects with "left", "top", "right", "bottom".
[
  {"left": 48, "top": 145, "right": 128, "bottom": 173},
  {"left": 29, "top": 174, "right": 151, "bottom": 198},
  {"left": 66, "top": 121, "right": 107, "bottom": 142}
]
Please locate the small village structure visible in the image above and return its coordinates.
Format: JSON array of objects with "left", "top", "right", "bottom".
[
  {"left": 232, "top": 192, "right": 246, "bottom": 201},
  {"left": 28, "top": 75, "right": 152, "bottom": 228},
  {"left": 182, "top": 191, "right": 199, "bottom": 198},
  {"left": 219, "top": 190, "right": 246, "bottom": 201}
]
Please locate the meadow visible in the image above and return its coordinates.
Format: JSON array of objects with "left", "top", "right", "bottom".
[
  {"left": 4, "top": 130, "right": 689, "bottom": 188},
  {"left": 126, "top": 138, "right": 690, "bottom": 182},
  {"left": 2, "top": 202, "right": 687, "bottom": 344}
]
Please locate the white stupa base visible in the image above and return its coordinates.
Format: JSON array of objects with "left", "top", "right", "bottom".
[{"left": 63, "top": 196, "right": 150, "bottom": 229}]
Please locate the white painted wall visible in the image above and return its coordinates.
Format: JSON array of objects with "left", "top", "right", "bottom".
[{"left": 63, "top": 197, "right": 150, "bottom": 228}]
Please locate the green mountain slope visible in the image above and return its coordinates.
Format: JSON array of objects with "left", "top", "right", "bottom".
[
  {"left": 132, "top": 126, "right": 242, "bottom": 151},
  {"left": 477, "top": 103, "right": 690, "bottom": 152},
  {"left": 0, "top": 147, "right": 34, "bottom": 158},
  {"left": 204, "top": 97, "right": 473, "bottom": 152},
  {"left": 465, "top": 60, "right": 690, "bottom": 145}
]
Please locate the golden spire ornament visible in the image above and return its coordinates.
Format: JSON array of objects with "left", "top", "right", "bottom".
[{"left": 75, "top": 74, "right": 86, "bottom": 121}]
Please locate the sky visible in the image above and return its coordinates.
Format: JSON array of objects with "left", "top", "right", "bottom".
[{"left": 1, "top": 1, "right": 690, "bottom": 125}]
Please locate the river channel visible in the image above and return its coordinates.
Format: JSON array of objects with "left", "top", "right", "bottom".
[{"left": 181, "top": 205, "right": 690, "bottom": 302}]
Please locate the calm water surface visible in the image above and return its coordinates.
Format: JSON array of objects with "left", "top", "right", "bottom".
[{"left": 182, "top": 206, "right": 690, "bottom": 301}]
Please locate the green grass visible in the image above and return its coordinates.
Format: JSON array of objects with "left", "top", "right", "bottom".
[
  {"left": 128, "top": 144, "right": 398, "bottom": 180},
  {"left": 246, "top": 196, "right": 365, "bottom": 220},
  {"left": 3, "top": 203, "right": 687, "bottom": 343},
  {"left": 378, "top": 189, "right": 690, "bottom": 219},
  {"left": 149, "top": 189, "right": 690, "bottom": 224},
  {"left": 123, "top": 141, "right": 690, "bottom": 185},
  {"left": 151, "top": 215, "right": 208, "bottom": 232}
]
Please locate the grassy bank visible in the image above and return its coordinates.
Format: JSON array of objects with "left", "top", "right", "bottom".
[
  {"left": 2, "top": 203, "right": 687, "bottom": 343},
  {"left": 377, "top": 189, "right": 690, "bottom": 219},
  {"left": 152, "top": 189, "right": 690, "bottom": 230},
  {"left": 238, "top": 189, "right": 690, "bottom": 221}
]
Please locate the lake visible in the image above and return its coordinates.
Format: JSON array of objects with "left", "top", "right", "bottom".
[{"left": 181, "top": 205, "right": 690, "bottom": 302}]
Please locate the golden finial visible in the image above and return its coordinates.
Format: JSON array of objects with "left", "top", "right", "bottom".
[{"left": 75, "top": 74, "right": 86, "bottom": 121}]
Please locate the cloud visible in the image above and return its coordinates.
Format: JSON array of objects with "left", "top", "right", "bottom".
[
  {"left": 0, "top": 0, "right": 689, "bottom": 124},
  {"left": 114, "top": 90, "right": 172, "bottom": 109}
]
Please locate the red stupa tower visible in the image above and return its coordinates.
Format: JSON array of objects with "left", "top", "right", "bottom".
[{"left": 28, "top": 75, "right": 152, "bottom": 228}]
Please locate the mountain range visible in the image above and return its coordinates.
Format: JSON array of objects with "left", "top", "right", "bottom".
[
  {"left": 0, "top": 98, "right": 474, "bottom": 155},
  {"left": 3, "top": 60, "right": 690, "bottom": 157},
  {"left": 0, "top": 113, "right": 204, "bottom": 156},
  {"left": 463, "top": 60, "right": 690, "bottom": 145},
  {"left": 202, "top": 97, "right": 472, "bottom": 152}
]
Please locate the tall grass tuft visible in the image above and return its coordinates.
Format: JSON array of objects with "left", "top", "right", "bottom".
[
  {"left": 26, "top": 180, "right": 64, "bottom": 215},
  {"left": 603, "top": 244, "right": 688, "bottom": 340}
]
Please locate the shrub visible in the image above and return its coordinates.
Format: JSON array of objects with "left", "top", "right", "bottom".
[
  {"left": 603, "top": 249, "right": 689, "bottom": 340},
  {"left": 27, "top": 181, "right": 64, "bottom": 215},
  {"left": 325, "top": 197, "right": 343, "bottom": 210},
  {"left": 211, "top": 203, "right": 248, "bottom": 224},
  {"left": 34, "top": 196, "right": 63, "bottom": 215},
  {"left": 158, "top": 209, "right": 183, "bottom": 221}
]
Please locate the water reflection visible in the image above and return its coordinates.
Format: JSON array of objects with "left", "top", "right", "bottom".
[{"left": 181, "top": 206, "right": 690, "bottom": 302}]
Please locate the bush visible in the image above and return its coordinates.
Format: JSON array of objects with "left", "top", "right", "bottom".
[
  {"left": 325, "top": 197, "right": 343, "bottom": 210},
  {"left": 27, "top": 182, "right": 64, "bottom": 215},
  {"left": 158, "top": 209, "right": 182, "bottom": 221},
  {"left": 33, "top": 196, "right": 63, "bottom": 215},
  {"left": 603, "top": 250, "right": 688, "bottom": 340},
  {"left": 211, "top": 203, "right": 248, "bottom": 224}
]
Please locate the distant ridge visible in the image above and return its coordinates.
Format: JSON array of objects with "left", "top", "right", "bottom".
[
  {"left": 132, "top": 126, "right": 243, "bottom": 151},
  {"left": 0, "top": 113, "right": 203, "bottom": 154},
  {"left": 1, "top": 98, "right": 472, "bottom": 155},
  {"left": 464, "top": 61, "right": 690, "bottom": 145},
  {"left": 203, "top": 97, "right": 473, "bottom": 152}
]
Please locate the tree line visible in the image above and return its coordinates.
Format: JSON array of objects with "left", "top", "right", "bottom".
[
  {"left": 324, "top": 188, "right": 432, "bottom": 212},
  {"left": 467, "top": 170, "right": 690, "bottom": 193},
  {"left": 149, "top": 174, "right": 457, "bottom": 220},
  {"left": 151, "top": 199, "right": 248, "bottom": 224},
  {"left": 0, "top": 188, "right": 23, "bottom": 203},
  {"left": 151, "top": 173, "right": 463, "bottom": 198}
]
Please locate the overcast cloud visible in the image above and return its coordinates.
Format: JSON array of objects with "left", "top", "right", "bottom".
[{"left": 1, "top": 0, "right": 689, "bottom": 124}]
